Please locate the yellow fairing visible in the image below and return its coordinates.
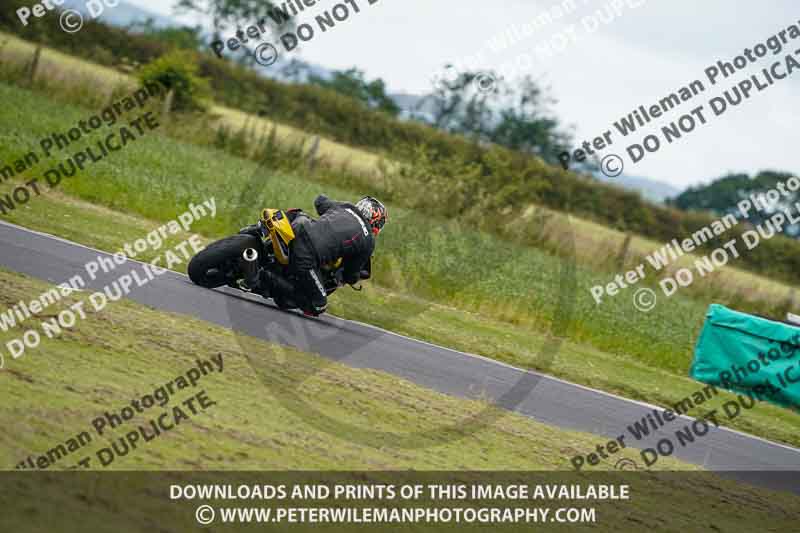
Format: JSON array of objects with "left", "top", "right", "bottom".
[{"left": 261, "top": 208, "right": 295, "bottom": 265}]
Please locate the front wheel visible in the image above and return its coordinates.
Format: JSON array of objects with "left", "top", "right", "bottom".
[{"left": 188, "top": 234, "right": 261, "bottom": 288}]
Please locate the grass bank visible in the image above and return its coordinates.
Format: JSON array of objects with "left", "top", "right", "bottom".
[{"left": 1, "top": 82, "right": 799, "bottom": 450}]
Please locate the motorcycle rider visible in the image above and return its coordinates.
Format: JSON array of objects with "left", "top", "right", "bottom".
[{"left": 268, "top": 195, "right": 387, "bottom": 316}]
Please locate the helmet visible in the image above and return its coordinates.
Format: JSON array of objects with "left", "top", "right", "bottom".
[{"left": 355, "top": 196, "right": 387, "bottom": 235}]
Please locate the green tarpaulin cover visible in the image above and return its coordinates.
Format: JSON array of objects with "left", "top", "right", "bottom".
[{"left": 690, "top": 304, "right": 800, "bottom": 410}]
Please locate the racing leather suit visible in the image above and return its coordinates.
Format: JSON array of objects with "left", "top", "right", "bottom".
[{"left": 290, "top": 195, "right": 375, "bottom": 315}]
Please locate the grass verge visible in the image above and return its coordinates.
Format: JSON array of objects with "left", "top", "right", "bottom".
[
  {"left": 0, "top": 268, "right": 689, "bottom": 471},
  {"left": 3, "top": 269, "right": 800, "bottom": 532},
  {"left": 1, "top": 81, "right": 799, "bottom": 450}
]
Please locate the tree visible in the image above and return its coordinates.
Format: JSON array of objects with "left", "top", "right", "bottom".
[
  {"left": 173, "top": 0, "right": 289, "bottom": 43},
  {"left": 486, "top": 77, "right": 572, "bottom": 162},
  {"left": 414, "top": 69, "right": 495, "bottom": 135},
  {"left": 129, "top": 19, "right": 204, "bottom": 50},
  {"left": 669, "top": 173, "right": 751, "bottom": 212},
  {"left": 412, "top": 67, "right": 572, "bottom": 165},
  {"left": 668, "top": 170, "right": 800, "bottom": 238},
  {"left": 278, "top": 58, "right": 313, "bottom": 82},
  {"left": 308, "top": 68, "right": 401, "bottom": 116}
]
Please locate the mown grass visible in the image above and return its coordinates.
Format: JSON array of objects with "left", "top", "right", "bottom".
[
  {"left": 4, "top": 270, "right": 800, "bottom": 533},
  {"left": 0, "top": 268, "right": 688, "bottom": 472},
  {"left": 2, "top": 82, "right": 800, "bottom": 450}
]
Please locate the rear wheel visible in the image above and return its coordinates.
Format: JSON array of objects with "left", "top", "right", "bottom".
[{"left": 188, "top": 235, "right": 261, "bottom": 288}]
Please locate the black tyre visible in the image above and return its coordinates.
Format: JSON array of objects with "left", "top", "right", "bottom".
[{"left": 188, "top": 234, "right": 261, "bottom": 288}]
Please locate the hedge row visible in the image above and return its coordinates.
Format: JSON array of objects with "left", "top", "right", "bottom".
[{"left": 3, "top": 1, "right": 800, "bottom": 284}]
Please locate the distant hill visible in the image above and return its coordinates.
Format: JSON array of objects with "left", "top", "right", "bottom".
[
  {"left": 595, "top": 174, "right": 681, "bottom": 203},
  {"left": 61, "top": 0, "right": 177, "bottom": 28},
  {"left": 389, "top": 92, "right": 438, "bottom": 122}
]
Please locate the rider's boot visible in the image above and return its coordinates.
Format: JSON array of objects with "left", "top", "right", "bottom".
[
  {"left": 260, "top": 270, "right": 301, "bottom": 310},
  {"left": 260, "top": 270, "right": 294, "bottom": 297}
]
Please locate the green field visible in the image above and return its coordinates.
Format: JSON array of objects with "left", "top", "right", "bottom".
[
  {"left": 1, "top": 30, "right": 795, "bottom": 317},
  {"left": 4, "top": 268, "right": 800, "bottom": 532},
  {"left": 1, "top": 79, "right": 799, "bottom": 452},
  {"left": 2, "top": 13, "right": 800, "bottom": 533}
]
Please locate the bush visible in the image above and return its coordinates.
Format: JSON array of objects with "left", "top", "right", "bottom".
[{"left": 138, "top": 50, "right": 210, "bottom": 112}]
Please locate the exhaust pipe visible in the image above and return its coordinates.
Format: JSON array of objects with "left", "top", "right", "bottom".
[{"left": 241, "top": 248, "right": 260, "bottom": 290}]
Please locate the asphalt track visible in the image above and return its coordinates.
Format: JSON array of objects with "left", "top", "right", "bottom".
[{"left": 1, "top": 220, "right": 799, "bottom": 494}]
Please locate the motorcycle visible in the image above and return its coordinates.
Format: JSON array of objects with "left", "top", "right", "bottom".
[{"left": 188, "top": 208, "right": 352, "bottom": 312}]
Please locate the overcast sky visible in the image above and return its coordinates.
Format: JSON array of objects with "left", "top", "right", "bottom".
[{"left": 130, "top": 0, "right": 798, "bottom": 189}]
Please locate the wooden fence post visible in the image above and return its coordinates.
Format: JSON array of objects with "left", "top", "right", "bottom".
[
  {"left": 616, "top": 233, "right": 632, "bottom": 269},
  {"left": 307, "top": 135, "right": 320, "bottom": 170},
  {"left": 27, "top": 44, "right": 42, "bottom": 87},
  {"left": 785, "top": 288, "right": 797, "bottom": 316},
  {"left": 161, "top": 88, "right": 175, "bottom": 118}
]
